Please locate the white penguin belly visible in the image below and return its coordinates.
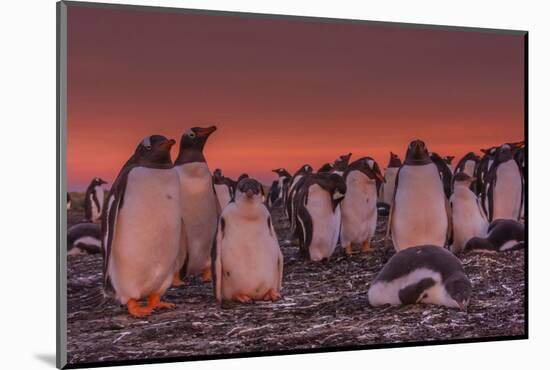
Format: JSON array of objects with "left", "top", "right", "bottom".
[
  {"left": 382, "top": 168, "right": 398, "bottom": 205},
  {"left": 307, "top": 184, "right": 339, "bottom": 261},
  {"left": 392, "top": 164, "right": 448, "bottom": 250},
  {"left": 214, "top": 184, "right": 232, "bottom": 210},
  {"left": 176, "top": 163, "right": 219, "bottom": 275},
  {"left": 493, "top": 161, "right": 522, "bottom": 220},
  {"left": 341, "top": 171, "right": 377, "bottom": 246},
  {"left": 450, "top": 190, "right": 488, "bottom": 254},
  {"left": 108, "top": 167, "right": 181, "bottom": 304},
  {"left": 220, "top": 208, "right": 280, "bottom": 300}
]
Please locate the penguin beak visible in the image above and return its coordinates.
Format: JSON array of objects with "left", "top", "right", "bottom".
[
  {"left": 197, "top": 126, "right": 217, "bottom": 138},
  {"left": 160, "top": 139, "right": 176, "bottom": 150}
]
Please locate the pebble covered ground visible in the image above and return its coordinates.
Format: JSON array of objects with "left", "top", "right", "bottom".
[{"left": 66, "top": 206, "right": 525, "bottom": 366}]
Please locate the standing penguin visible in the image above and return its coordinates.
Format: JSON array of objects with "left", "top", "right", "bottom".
[
  {"left": 465, "top": 219, "right": 525, "bottom": 253},
  {"left": 270, "top": 168, "right": 291, "bottom": 208},
  {"left": 212, "top": 177, "right": 283, "bottom": 303},
  {"left": 331, "top": 153, "right": 353, "bottom": 176},
  {"left": 430, "top": 152, "right": 453, "bottom": 199},
  {"left": 340, "top": 158, "right": 385, "bottom": 255},
  {"left": 443, "top": 156, "right": 455, "bottom": 173},
  {"left": 388, "top": 140, "right": 450, "bottom": 251},
  {"left": 454, "top": 152, "right": 479, "bottom": 193},
  {"left": 449, "top": 172, "right": 488, "bottom": 255},
  {"left": 380, "top": 152, "right": 402, "bottom": 207},
  {"left": 212, "top": 168, "right": 236, "bottom": 210},
  {"left": 84, "top": 177, "right": 108, "bottom": 222},
  {"left": 102, "top": 135, "right": 182, "bottom": 317},
  {"left": 368, "top": 245, "right": 471, "bottom": 310},
  {"left": 294, "top": 173, "right": 346, "bottom": 261},
  {"left": 286, "top": 164, "right": 314, "bottom": 234},
  {"left": 480, "top": 145, "right": 523, "bottom": 221},
  {"left": 174, "top": 126, "right": 219, "bottom": 282}
]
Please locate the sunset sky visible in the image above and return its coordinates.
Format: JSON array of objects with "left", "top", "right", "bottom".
[{"left": 67, "top": 4, "right": 525, "bottom": 191}]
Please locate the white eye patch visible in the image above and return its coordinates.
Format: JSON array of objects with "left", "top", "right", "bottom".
[
  {"left": 141, "top": 136, "right": 151, "bottom": 149},
  {"left": 186, "top": 129, "right": 196, "bottom": 138}
]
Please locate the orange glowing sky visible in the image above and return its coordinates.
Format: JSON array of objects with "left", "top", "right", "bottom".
[{"left": 67, "top": 4, "right": 525, "bottom": 191}]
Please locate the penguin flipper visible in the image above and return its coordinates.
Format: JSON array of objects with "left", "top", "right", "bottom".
[
  {"left": 445, "top": 197, "right": 453, "bottom": 247},
  {"left": 211, "top": 217, "right": 224, "bottom": 303}
]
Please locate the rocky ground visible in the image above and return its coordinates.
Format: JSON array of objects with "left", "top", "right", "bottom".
[{"left": 66, "top": 206, "right": 525, "bottom": 366}]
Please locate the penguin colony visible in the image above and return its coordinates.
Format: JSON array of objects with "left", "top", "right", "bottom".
[{"left": 67, "top": 130, "right": 525, "bottom": 317}]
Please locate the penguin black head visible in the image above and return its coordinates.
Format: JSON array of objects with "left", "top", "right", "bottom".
[
  {"left": 316, "top": 173, "right": 347, "bottom": 210},
  {"left": 213, "top": 168, "right": 224, "bottom": 182},
  {"left": 236, "top": 178, "right": 264, "bottom": 202},
  {"left": 272, "top": 168, "right": 291, "bottom": 178},
  {"left": 175, "top": 126, "right": 217, "bottom": 165},
  {"left": 405, "top": 140, "right": 431, "bottom": 165},
  {"left": 238, "top": 173, "right": 249, "bottom": 183},
  {"left": 333, "top": 153, "right": 352, "bottom": 171},
  {"left": 444, "top": 273, "right": 472, "bottom": 310},
  {"left": 444, "top": 156, "right": 455, "bottom": 165},
  {"left": 90, "top": 177, "right": 108, "bottom": 187},
  {"left": 495, "top": 145, "right": 514, "bottom": 162},
  {"left": 387, "top": 152, "right": 402, "bottom": 168},
  {"left": 134, "top": 135, "right": 176, "bottom": 166}
]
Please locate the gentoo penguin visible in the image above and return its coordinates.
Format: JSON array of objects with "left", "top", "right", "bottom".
[
  {"left": 388, "top": 140, "right": 450, "bottom": 251},
  {"left": 480, "top": 145, "right": 523, "bottom": 221},
  {"left": 449, "top": 172, "right": 488, "bottom": 255},
  {"left": 102, "top": 135, "right": 182, "bottom": 317},
  {"left": 355, "top": 156, "right": 383, "bottom": 194},
  {"left": 317, "top": 163, "right": 334, "bottom": 173},
  {"left": 286, "top": 164, "right": 314, "bottom": 234},
  {"left": 474, "top": 146, "right": 497, "bottom": 196},
  {"left": 340, "top": 157, "right": 384, "bottom": 255},
  {"left": 174, "top": 126, "right": 219, "bottom": 282},
  {"left": 368, "top": 245, "right": 472, "bottom": 310},
  {"left": 443, "top": 155, "right": 455, "bottom": 172},
  {"left": 294, "top": 173, "right": 346, "bottom": 261},
  {"left": 212, "top": 177, "right": 283, "bottom": 303},
  {"left": 454, "top": 152, "right": 479, "bottom": 193},
  {"left": 380, "top": 152, "right": 402, "bottom": 207},
  {"left": 66, "top": 193, "right": 72, "bottom": 210},
  {"left": 430, "top": 152, "right": 453, "bottom": 199},
  {"left": 84, "top": 177, "right": 108, "bottom": 222},
  {"left": 67, "top": 222, "right": 102, "bottom": 256},
  {"left": 331, "top": 153, "right": 353, "bottom": 176},
  {"left": 212, "top": 168, "right": 236, "bottom": 210},
  {"left": 465, "top": 219, "right": 525, "bottom": 253},
  {"left": 270, "top": 168, "right": 291, "bottom": 208}
]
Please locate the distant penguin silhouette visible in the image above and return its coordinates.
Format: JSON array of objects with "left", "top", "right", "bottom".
[
  {"left": 212, "top": 169, "right": 236, "bottom": 210},
  {"left": 84, "top": 177, "right": 107, "bottom": 222},
  {"left": 380, "top": 152, "right": 402, "bottom": 207}
]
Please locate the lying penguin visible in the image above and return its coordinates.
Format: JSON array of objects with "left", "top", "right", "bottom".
[
  {"left": 368, "top": 245, "right": 471, "bottom": 310},
  {"left": 67, "top": 223, "right": 102, "bottom": 256},
  {"left": 212, "top": 177, "right": 283, "bottom": 303},
  {"left": 464, "top": 219, "right": 525, "bottom": 253}
]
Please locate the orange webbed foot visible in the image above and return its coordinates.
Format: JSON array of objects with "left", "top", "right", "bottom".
[
  {"left": 263, "top": 289, "right": 281, "bottom": 302},
  {"left": 127, "top": 299, "right": 153, "bottom": 318},
  {"left": 361, "top": 241, "right": 373, "bottom": 253},
  {"left": 344, "top": 244, "right": 354, "bottom": 256},
  {"left": 172, "top": 273, "right": 184, "bottom": 287},
  {"left": 233, "top": 293, "right": 252, "bottom": 304},
  {"left": 147, "top": 294, "right": 176, "bottom": 311},
  {"left": 201, "top": 267, "right": 212, "bottom": 282}
]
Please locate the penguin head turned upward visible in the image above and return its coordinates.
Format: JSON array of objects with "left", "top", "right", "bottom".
[
  {"left": 453, "top": 172, "right": 475, "bottom": 189},
  {"left": 133, "top": 135, "right": 176, "bottom": 167},
  {"left": 90, "top": 177, "right": 108, "bottom": 187},
  {"left": 443, "top": 156, "right": 455, "bottom": 165},
  {"left": 175, "top": 126, "right": 217, "bottom": 165},
  {"left": 444, "top": 273, "right": 472, "bottom": 310},
  {"left": 235, "top": 177, "right": 264, "bottom": 204},
  {"left": 404, "top": 139, "right": 432, "bottom": 165},
  {"left": 332, "top": 153, "right": 352, "bottom": 171},
  {"left": 387, "top": 151, "right": 402, "bottom": 168},
  {"left": 272, "top": 168, "right": 291, "bottom": 178}
]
